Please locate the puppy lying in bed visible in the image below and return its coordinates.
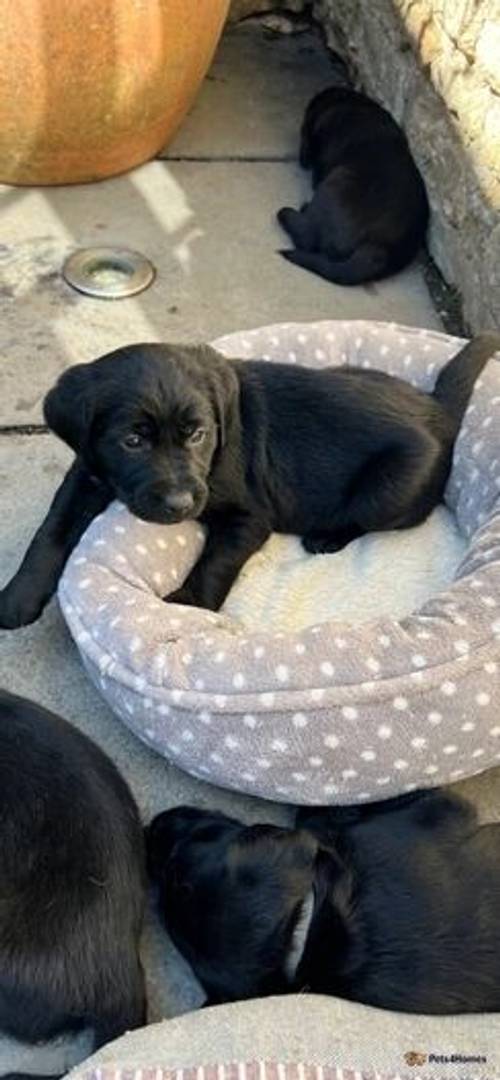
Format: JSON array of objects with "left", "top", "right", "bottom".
[
  {"left": 0, "top": 333, "right": 498, "bottom": 628},
  {"left": 0, "top": 689, "right": 145, "bottom": 1080},
  {"left": 146, "top": 791, "right": 500, "bottom": 1015},
  {"left": 278, "top": 87, "right": 429, "bottom": 285}
]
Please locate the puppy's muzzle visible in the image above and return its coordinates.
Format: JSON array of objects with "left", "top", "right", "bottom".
[
  {"left": 164, "top": 491, "right": 195, "bottom": 517},
  {"left": 125, "top": 480, "right": 208, "bottom": 524}
]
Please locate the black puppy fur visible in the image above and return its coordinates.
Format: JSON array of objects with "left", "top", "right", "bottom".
[
  {"left": 0, "top": 689, "right": 146, "bottom": 1080},
  {"left": 278, "top": 87, "right": 429, "bottom": 285},
  {"left": 1, "top": 333, "right": 498, "bottom": 626},
  {"left": 146, "top": 792, "right": 500, "bottom": 1014}
]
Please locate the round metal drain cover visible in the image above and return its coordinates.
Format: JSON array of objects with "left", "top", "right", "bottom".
[{"left": 63, "top": 246, "right": 155, "bottom": 299}]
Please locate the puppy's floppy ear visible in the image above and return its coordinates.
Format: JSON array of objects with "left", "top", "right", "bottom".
[
  {"left": 248, "top": 827, "right": 319, "bottom": 883},
  {"left": 284, "top": 827, "right": 320, "bottom": 870},
  {"left": 197, "top": 345, "right": 239, "bottom": 448},
  {"left": 44, "top": 363, "right": 98, "bottom": 456}
]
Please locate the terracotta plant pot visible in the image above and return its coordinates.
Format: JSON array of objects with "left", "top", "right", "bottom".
[{"left": 0, "top": 0, "right": 230, "bottom": 185}]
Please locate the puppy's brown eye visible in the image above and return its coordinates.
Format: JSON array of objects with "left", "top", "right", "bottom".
[
  {"left": 187, "top": 427, "right": 206, "bottom": 446},
  {"left": 122, "top": 433, "right": 145, "bottom": 450}
]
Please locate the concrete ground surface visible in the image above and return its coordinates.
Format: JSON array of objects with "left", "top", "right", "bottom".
[{"left": 1, "top": 18, "right": 498, "bottom": 1077}]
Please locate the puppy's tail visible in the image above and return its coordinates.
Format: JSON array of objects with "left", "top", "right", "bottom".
[
  {"left": 432, "top": 332, "right": 500, "bottom": 435},
  {"left": 279, "top": 243, "right": 388, "bottom": 286}
]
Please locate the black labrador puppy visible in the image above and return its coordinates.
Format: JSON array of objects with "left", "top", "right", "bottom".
[
  {"left": 278, "top": 87, "right": 429, "bottom": 285},
  {"left": 0, "top": 689, "right": 146, "bottom": 1080},
  {"left": 146, "top": 791, "right": 500, "bottom": 1014},
  {"left": 0, "top": 333, "right": 497, "bottom": 627}
]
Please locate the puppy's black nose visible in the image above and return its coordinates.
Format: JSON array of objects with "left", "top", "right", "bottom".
[{"left": 165, "top": 491, "right": 195, "bottom": 515}]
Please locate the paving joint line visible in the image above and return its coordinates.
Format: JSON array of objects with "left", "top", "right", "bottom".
[
  {"left": 0, "top": 425, "right": 49, "bottom": 436},
  {"left": 160, "top": 154, "right": 295, "bottom": 163}
]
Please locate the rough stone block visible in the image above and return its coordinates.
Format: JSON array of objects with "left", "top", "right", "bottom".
[{"left": 312, "top": 0, "right": 500, "bottom": 331}]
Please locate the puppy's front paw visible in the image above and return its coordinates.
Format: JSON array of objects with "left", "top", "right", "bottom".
[
  {"left": 165, "top": 583, "right": 225, "bottom": 612},
  {"left": 165, "top": 584, "right": 200, "bottom": 608},
  {"left": 302, "top": 526, "right": 363, "bottom": 554},
  {"left": 302, "top": 532, "right": 344, "bottom": 555},
  {"left": 0, "top": 584, "right": 46, "bottom": 629}
]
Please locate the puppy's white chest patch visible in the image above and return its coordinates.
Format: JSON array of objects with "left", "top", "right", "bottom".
[{"left": 283, "top": 889, "right": 315, "bottom": 982}]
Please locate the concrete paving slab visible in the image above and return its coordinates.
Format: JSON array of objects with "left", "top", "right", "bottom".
[
  {"left": 0, "top": 161, "right": 440, "bottom": 427},
  {"left": 163, "top": 22, "right": 336, "bottom": 160}
]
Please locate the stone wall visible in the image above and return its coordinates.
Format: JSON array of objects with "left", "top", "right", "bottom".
[{"left": 229, "top": 0, "right": 500, "bottom": 332}]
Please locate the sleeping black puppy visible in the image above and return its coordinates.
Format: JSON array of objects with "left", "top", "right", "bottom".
[
  {"left": 146, "top": 791, "right": 500, "bottom": 1014},
  {"left": 0, "top": 689, "right": 146, "bottom": 1080},
  {"left": 278, "top": 87, "right": 429, "bottom": 285},
  {"left": 0, "top": 333, "right": 498, "bottom": 627}
]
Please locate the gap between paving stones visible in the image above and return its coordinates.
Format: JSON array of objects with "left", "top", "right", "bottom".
[
  {"left": 162, "top": 154, "right": 296, "bottom": 162},
  {"left": 0, "top": 425, "right": 49, "bottom": 435}
]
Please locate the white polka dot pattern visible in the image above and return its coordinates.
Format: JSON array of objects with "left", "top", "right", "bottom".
[{"left": 60, "top": 320, "right": 500, "bottom": 805}]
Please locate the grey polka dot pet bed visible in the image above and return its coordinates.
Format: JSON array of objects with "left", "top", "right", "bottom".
[{"left": 59, "top": 321, "right": 500, "bottom": 805}]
